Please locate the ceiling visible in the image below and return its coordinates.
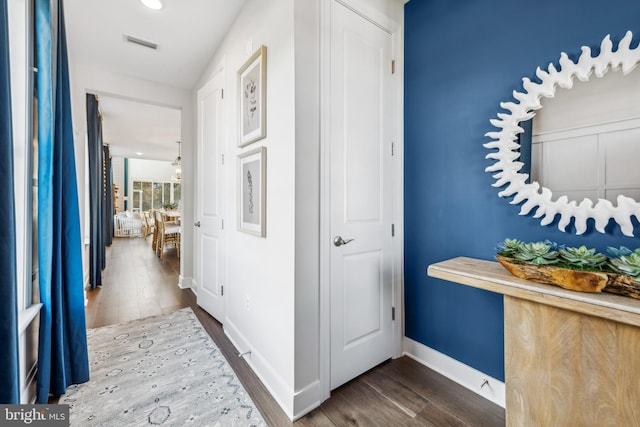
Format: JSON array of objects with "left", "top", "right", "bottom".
[
  {"left": 63, "top": 0, "right": 247, "bottom": 160},
  {"left": 97, "top": 96, "right": 181, "bottom": 161}
]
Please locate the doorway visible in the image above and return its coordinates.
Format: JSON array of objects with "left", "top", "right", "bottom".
[{"left": 85, "top": 95, "right": 185, "bottom": 325}]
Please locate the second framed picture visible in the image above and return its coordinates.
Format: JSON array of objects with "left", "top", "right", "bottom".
[
  {"left": 238, "top": 147, "right": 266, "bottom": 237},
  {"left": 238, "top": 45, "right": 267, "bottom": 147}
]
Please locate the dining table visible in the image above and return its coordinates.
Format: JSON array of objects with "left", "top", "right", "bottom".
[{"left": 160, "top": 209, "right": 181, "bottom": 224}]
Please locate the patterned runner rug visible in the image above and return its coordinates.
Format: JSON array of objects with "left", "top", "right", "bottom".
[{"left": 60, "top": 308, "right": 267, "bottom": 426}]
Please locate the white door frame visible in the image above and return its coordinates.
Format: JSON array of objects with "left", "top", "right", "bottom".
[{"left": 319, "top": 0, "right": 405, "bottom": 400}]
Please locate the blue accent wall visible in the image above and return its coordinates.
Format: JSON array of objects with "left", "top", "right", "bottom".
[{"left": 404, "top": 0, "right": 640, "bottom": 381}]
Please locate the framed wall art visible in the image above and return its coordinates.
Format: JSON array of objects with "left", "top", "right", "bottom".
[
  {"left": 237, "top": 147, "right": 266, "bottom": 237},
  {"left": 238, "top": 45, "right": 267, "bottom": 147}
]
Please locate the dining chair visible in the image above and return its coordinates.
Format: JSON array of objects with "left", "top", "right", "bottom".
[
  {"left": 156, "top": 211, "right": 181, "bottom": 259},
  {"left": 153, "top": 209, "right": 167, "bottom": 254},
  {"left": 143, "top": 210, "right": 154, "bottom": 239}
]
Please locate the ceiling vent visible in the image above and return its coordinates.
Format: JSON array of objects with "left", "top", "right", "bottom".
[{"left": 124, "top": 34, "right": 158, "bottom": 50}]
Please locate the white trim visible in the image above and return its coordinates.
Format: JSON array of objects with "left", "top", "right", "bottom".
[
  {"left": 318, "top": 0, "right": 332, "bottom": 401},
  {"left": 18, "top": 304, "right": 41, "bottom": 333},
  {"left": 20, "top": 362, "right": 37, "bottom": 404},
  {"left": 319, "top": 0, "right": 404, "bottom": 399},
  {"left": 178, "top": 274, "right": 192, "bottom": 290},
  {"left": 390, "top": 6, "right": 405, "bottom": 359},
  {"left": 532, "top": 116, "right": 640, "bottom": 142},
  {"left": 334, "top": 0, "right": 399, "bottom": 33},
  {"left": 403, "top": 337, "right": 506, "bottom": 408},
  {"left": 19, "top": 304, "right": 41, "bottom": 405},
  {"left": 292, "top": 380, "right": 322, "bottom": 421},
  {"left": 224, "top": 317, "right": 295, "bottom": 419}
]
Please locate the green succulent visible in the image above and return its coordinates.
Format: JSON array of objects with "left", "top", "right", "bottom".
[
  {"left": 559, "top": 246, "right": 607, "bottom": 268},
  {"left": 609, "top": 248, "right": 640, "bottom": 279},
  {"left": 607, "top": 246, "right": 633, "bottom": 258},
  {"left": 496, "top": 238, "right": 524, "bottom": 257},
  {"left": 513, "top": 242, "right": 559, "bottom": 265}
]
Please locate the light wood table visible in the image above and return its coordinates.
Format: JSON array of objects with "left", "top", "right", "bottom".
[
  {"left": 160, "top": 210, "right": 181, "bottom": 223},
  {"left": 428, "top": 257, "right": 640, "bottom": 427}
]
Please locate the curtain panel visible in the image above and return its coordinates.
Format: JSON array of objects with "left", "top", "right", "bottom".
[
  {"left": 0, "top": 0, "right": 20, "bottom": 404},
  {"left": 87, "top": 93, "right": 104, "bottom": 286},
  {"left": 103, "top": 144, "right": 113, "bottom": 246},
  {"left": 35, "top": 0, "right": 89, "bottom": 403}
]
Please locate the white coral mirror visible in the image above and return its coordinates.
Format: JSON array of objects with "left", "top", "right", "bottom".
[{"left": 485, "top": 31, "right": 640, "bottom": 237}]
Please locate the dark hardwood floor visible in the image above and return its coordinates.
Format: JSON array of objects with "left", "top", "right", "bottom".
[
  {"left": 83, "top": 237, "right": 505, "bottom": 427},
  {"left": 85, "top": 235, "right": 187, "bottom": 328}
]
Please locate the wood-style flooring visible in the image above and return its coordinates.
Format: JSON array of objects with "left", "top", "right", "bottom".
[{"left": 83, "top": 237, "right": 505, "bottom": 427}]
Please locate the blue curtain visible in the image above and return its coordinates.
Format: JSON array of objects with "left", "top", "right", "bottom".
[
  {"left": 87, "top": 94, "right": 104, "bottom": 288},
  {"left": 104, "top": 145, "right": 113, "bottom": 246},
  {"left": 36, "top": 0, "right": 89, "bottom": 403},
  {"left": 0, "top": 0, "right": 20, "bottom": 404}
]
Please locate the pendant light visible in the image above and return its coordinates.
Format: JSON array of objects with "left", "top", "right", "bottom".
[{"left": 172, "top": 141, "right": 182, "bottom": 182}]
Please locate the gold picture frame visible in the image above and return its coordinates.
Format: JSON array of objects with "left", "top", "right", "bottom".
[
  {"left": 237, "top": 147, "right": 266, "bottom": 237},
  {"left": 238, "top": 45, "right": 267, "bottom": 147}
]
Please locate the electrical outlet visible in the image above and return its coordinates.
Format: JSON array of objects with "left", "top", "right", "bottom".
[{"left": 245, "top": 294, "right": 251, "bottom": 311}]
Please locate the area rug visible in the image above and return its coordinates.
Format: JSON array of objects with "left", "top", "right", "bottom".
[{"left": 60, "top": 308, "right": 267, "bottom": 426}]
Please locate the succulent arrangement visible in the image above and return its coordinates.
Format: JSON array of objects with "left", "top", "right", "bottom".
[
  {"left": 608, "top": 248, "right": 640, "bottom": 279},
  {"left": 496, "top": 238, "right": 640, "bottom": 281}
]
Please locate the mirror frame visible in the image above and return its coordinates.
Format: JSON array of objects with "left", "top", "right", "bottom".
[{"left": 485, "top": 31, "right": 640, "bottom": 237}]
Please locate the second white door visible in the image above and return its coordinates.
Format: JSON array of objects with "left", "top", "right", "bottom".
[{"left": 196, "top": 69, "right": 226, "bottom": 322}]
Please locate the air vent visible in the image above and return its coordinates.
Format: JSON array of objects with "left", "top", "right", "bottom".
[{"left": 124, "top": 34, "right": 158, "bottom": 50}]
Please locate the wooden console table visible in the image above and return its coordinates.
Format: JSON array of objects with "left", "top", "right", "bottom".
[{"left": 428, "top": 257, "right": 640, "bottom": 427}]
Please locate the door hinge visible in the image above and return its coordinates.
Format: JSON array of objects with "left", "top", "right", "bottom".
[
  {"left": 221, "top": 88, "right": 224, "bottom": 99},
  {"left": 391, "top": 59, "right": 396, "bottom": 74},
  {"left": 391, "top": 142, "right": 395, "bottom": 156},
  {"left": 392, "top": 307, "right": 396, "bottom": 321},
  {"left": 221, "top": 285, "right": 224, "bottom": 296},
  {"left": 391, "top": 223, "right": 395, "bottom": 237},
  {"left": 221, "top": 153, "right": 225, "bottom": 164},
  {"left": 221, "top": 219, "right": 224, "bottom": 230}
]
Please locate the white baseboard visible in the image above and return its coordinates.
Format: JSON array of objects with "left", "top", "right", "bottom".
[
  {"left": 403, "top": 337, "right": 505, "bottom": 408},
  {"left": 224, "top": 318, "right": 295, "bottom": 419},
  {"left": 178, "top": 275, "right": 192, "bottom": 290},
  {"left": 292, "top": 380, "right": 322, "bottom": 421}
]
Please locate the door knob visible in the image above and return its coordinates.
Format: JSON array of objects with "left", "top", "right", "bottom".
[
  {"left": 333, "top": 236, "right": 354, "bottom": 247},
  {"left": 194, "top": 221, "right": 201, "bottom": 227}
]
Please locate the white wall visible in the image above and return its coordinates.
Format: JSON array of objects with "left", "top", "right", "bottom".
[
  {"left": 292, "top": 0, "right": 321, "bottom": 416},
  {"left": 194, "top": 0, "right": 404, "bottom": 419},
  {"left": 128, "top": 158, "right": 175, "bottom": 182},
  {"left": 195, "top": 0, "right": 298, "bottom": 417},
  {"left": 67, "top": 62, "right": 195, "bottom": 288},
  {"left": 198, "top": 0, "right": 295, "bottom": 416}
]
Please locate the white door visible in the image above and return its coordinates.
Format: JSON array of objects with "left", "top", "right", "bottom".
[
  {"left": 330, "top": 1, "right": 395, "bottom": 390},
  {"left": 196, "top": 70, "right": 226, "bottom": 322}
]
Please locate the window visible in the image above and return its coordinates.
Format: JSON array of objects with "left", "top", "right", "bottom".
[
  {"left": 132, "top": 180, "right": 181, "bottom": 211},
  {"left": 8, "top": 0, "right": 37, "bottom": 310}
]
